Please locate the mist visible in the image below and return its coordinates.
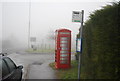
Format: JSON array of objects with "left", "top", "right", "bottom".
[
  {"left": 0, "top": 2, "right": 2, "bottom": 52},
  {"left": 0, "top": 1, "right": 112, "bottom": 53}
]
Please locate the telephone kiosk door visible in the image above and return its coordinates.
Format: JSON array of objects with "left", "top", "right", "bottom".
[{"left": 55, "top": 29, "right": 71, "bottom": 69}]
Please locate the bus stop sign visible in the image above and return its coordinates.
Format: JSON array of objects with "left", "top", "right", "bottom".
[{"left": 72, "top": 11, "right": 82, "bottom": 23}]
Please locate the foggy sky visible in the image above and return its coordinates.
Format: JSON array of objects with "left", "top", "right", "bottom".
[
  {"left": 0, "top": 0, "right": 118, "bottom": 51},
  {"left": 0, "top": 2, "right": 2, "bottom": 52}
]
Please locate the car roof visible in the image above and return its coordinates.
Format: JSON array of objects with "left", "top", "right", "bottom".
[{"left": 0, "top": 53, "right": 9, "bottom": 60}]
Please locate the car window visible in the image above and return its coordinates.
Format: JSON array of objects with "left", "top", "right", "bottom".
[
  {"left": 4, "top": 58, "right": 16, "bottom": 72},
  {"left": 2, "top": 60, "right": 9, "bottom": 78}
]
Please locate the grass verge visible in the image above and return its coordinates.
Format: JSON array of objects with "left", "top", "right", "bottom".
[
  {"left": 49, "top": 60, "right": 78, "bottom": 79},
  {"left": 26, "top": 49, "right": 54, "bottom": 53}
]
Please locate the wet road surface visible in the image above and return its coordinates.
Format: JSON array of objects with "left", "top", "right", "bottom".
[{"left": 7, "top": 52, "right": 75, "bottom": 79}]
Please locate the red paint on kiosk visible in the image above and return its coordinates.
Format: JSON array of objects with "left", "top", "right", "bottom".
[{"left": 55, "top": 29, "right": 71, "bottom": 69}]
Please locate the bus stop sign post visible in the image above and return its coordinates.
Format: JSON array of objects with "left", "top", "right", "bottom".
[
  {"left": 72, "top": 10, "right": 84, "bottom": 80},
  {"left": 78, "top": 10, "right": 84, "bottom": 80}
]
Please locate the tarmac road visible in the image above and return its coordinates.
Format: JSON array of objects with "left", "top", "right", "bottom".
[{"left": 7, "top": 52, "right": 75, "bottom": 79}]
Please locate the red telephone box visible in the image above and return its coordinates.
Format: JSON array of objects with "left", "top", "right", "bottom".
[{"left": 55, "top": 29, "right": 71, "bottom": 69}]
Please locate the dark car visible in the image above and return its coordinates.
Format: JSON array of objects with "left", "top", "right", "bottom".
[{"left": 0, "top": 53, "right": 23, "bottom": 81}]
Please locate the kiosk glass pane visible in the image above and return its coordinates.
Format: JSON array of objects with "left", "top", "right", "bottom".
[
  {"left": 61, "top": 37, "right": 68, "bottom": 41},
  {"left": 60, "top": 61, "right": 68, "bottom": 64},
  {"left": 60, "top": 54, "right": 68, "bottom": 57},
  {"left": 60, "top": 51, "right": 68, "bottom": 53},
  {"left": 60, "top": 41, "right": 68, "bottom": 43},
  {"left": 60, "top": 58, "right": 68, "bottom": 60},
  {"left": 61, "top": 47, "right": 68, "bottom": 50},
  {"left": 60, "top": 44, "right": 68, "bottom": 47}
]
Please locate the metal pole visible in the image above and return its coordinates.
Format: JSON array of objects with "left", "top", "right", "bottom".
[
  {"left": 28, "top": 0, "right": 31, "bottom": 49},
  {"left": 78, "top": 10, "right": 84, "bottom": 80}
]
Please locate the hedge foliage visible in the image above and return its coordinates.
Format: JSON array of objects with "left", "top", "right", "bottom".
[{"left": 80, "top": 2, "right": 120, "bottom": 79}]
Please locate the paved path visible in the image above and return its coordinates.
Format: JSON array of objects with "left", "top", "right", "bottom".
[{"left": 28, "top": 62, "right": 57, "bottom": 79}]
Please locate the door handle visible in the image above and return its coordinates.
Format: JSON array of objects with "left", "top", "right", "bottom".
[{"left": 58, "top": 47, "right": 61, "bottom": 50}]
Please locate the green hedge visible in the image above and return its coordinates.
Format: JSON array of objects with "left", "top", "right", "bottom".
[{"left": 80, "top": 2, "right": 120, "bottom": 79}]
